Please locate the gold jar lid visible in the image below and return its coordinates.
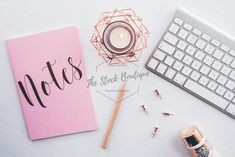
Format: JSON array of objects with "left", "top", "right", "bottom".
[{"left": 180, "top": 125, "right": 204, "bottom": 148}]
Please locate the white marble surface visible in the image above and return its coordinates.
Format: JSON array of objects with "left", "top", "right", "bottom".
[{"left": 0, "top": 0, "right": 235, "bottom": 157}]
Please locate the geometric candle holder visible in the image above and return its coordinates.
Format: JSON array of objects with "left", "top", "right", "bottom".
[{"left": 91, "top": 9, "right": 150, "bottom": 64}]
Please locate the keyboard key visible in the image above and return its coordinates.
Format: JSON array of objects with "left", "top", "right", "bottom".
[
  {"left": 207, "top": 81, "right": 218, "bottom": 91},
  {"left": 186, "top": 45, "right": 196, "bottom": 55},
  {"left": 158, "top": 41, "right": 175, "bottom": 55},
  {"left": 220, "top": 66, "right": 232, "bottom": 76},
  {"left": 164, "top": 32, "right": 178, "bottom": 45},
  {"left": 183, "top": 23, "right": 192, "bottom": 30},
  {"left": 202, "top": 33, "right": 211, "bottom": 41},
  {"left": 183, "top": 55, "right": 193, "bottom": 65},
  {"left": 222, "top": 54, "right": 233, "bottom": 65},
  {"left": 211, "top": 39, "right": 220, "bottom": 47},
  {"left": 148, "top": 58, "right": 159, "bottom": 69},
  {"left": 165, "top": 68, "right": 176, "bottom": 79},
  {"left": 174, "top": 17, "right": 183, "bottom": 25},
  {"left": 215, "top": 86, "right": 226, "bottom": 96},
  {"left": 225, "top": 80, "right": 235, "bottom": 90},
  {"left": 173, "top": 73, "right": 186, "bottom": 85},
  {"left": 194, "top": 50, "right": 205, "bottom": 61},
  {"left": 233, "top": 98, "right": 235, "bottom": 103},
  {"left": 229, "top": 71, "right": 235, "bottom": 80},
  {"left": 156, "top": 63, "right": 167, "bottom": 74},
  {"left": 186, "top": 34, "right": 197, "bottom": 44},
  {"left": 174, "top": 50, "right": 184, "bottom": 60},
  {"left": 226, "top": 104, "right": 235, "bottom": 116},
  {"left": 213, "top": 49, "right": 224, "bottom": 60},
  {"left": 217, "top": 75, "right": 228, "bottom": 85},
  {"left": 182, "top": 66, "right": 192, "bottom": 76},
  {"left": 224, "top": 91, "right": 234, "bottom": 101},
  {"left": 190, "top": 71, "right": 201, "bottom": 81},
  {"left": 173, "top": 61, "right": 183, "bottom": 71},
  {"left": 169, "top": 23, "right": 179, "bottom": 34},
  {"left": 220, "top": 44, "right": 230, "bottom": 52},
  {"left": 230, "top": 60, "right": 235, "bottom": 69},
  {"left": 229, "top": 49, "right": 235, "bottom": 57},
  {"left": 199, "top": 76, "right": 209, "bottom": 86},
  {"left": 204, "top": 44, "right": 215, "bottom": 54},
  {"left": 192, "top": 28, "right": 201, "bottom": 36},
  {"left": 191, "top": 60, "right": 202, "bottom": 70},
  {"left": 212, "top": 61, "right": 222, "bottom": 71},
  {"left": 184, "top": 79, "right": 229, "bottom": 109},
  {"left": 178, "top": 29, "right": 189, "bottom": 39},
  {"left": 164, "top": 56, "right": 175, "bottom": 66},
  {"left": 208, "top": 70, "right": 219, "bottom": 80},
  {"left": 153, "top": 50, "right": 166, "bottom": 61},
  {"left": 177, "top": 40, "right": 187, "bottom": 50},
  {"left": 197, "top": 40, "right": 207, "bottom": 50},
  {"left": 200, "top": 65, "right": 211, "bottom": 75},
  {"left": 195, "top": 39, "right": 206, "bottom": 49},
  {"left": 203, "top": 56, "right": 214, "bottom": 66}
]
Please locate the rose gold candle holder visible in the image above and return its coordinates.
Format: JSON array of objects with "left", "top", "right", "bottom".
[{"left": 91, "top": 9, "right": 150, "bottom": 64}]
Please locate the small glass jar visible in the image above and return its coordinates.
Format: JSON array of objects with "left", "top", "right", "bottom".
[{"left": 180, "top": 125, "right": 221, "bottom": 157}]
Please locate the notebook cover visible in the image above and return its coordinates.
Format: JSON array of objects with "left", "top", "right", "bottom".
[{"left": 6, "top": 26, "right": 97, "bottom": 140}]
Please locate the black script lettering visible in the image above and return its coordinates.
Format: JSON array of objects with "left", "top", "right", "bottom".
[
  {"left": 62, "top": 68, "right": 73, "bottom": 84},
  {"left": 18, "top": 75, "right": 47, "bottom": 108},
  {"left": 41, "top": 81, "right": 51, "bottom": 96},
  {"left": 18, "top": 57, "right": 83, "bottom": 108},
  {"left": 46, "top": 61, "right": 64, "bottom": 90},
  {"left": 68, "top": 57, "right": 82, "bottom": 80}
]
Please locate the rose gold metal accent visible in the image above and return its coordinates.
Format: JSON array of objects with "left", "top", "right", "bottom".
[
  {"left": 91, "top": 8, "right": 150, "bottom": 64},
  {"left": 181, "top": 126, "right": 212, "bottom": 157},
  {"left": 140, "top": 105, "right": 149, "bottom": 115},
  {"left": 152, "top": 127, "right": 159, "bottom": 138},
  {"left": 154, "top": 89, "right": 162, "bottom": 99},
  {"left": 162, "top": 112, "right": 174, "bottom": 116},
  {"left": 181, "top": 125, "right": 203, "bottom": 147}
]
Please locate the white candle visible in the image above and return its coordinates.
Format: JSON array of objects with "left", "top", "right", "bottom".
[
  {"left": 109, "top": 27, "right": 131, "bottom": 49},
  {"left": 103, "top": 21, "right": 136, "bottom": 55}
]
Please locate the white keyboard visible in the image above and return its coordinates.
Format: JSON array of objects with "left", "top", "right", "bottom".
[{"left": 146, "top": 8, "right": 235, "bottom": 119}]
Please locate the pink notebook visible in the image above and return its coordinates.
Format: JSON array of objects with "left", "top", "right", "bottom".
[{"left": 6, "top": 26, "right": 97, "bottom": 140}]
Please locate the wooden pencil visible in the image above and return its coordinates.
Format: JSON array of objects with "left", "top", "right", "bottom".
[{"left": 101, "top": 82, "right": 127, "bottom": 149}]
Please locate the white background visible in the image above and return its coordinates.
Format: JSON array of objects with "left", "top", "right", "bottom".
[{"left": 0, "top": 0, "right": 235, "bottom": 157}]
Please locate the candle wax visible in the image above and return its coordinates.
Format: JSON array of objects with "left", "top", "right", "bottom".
[{"left": 109, "top": 27, "right": 131, "bottom": 49}]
